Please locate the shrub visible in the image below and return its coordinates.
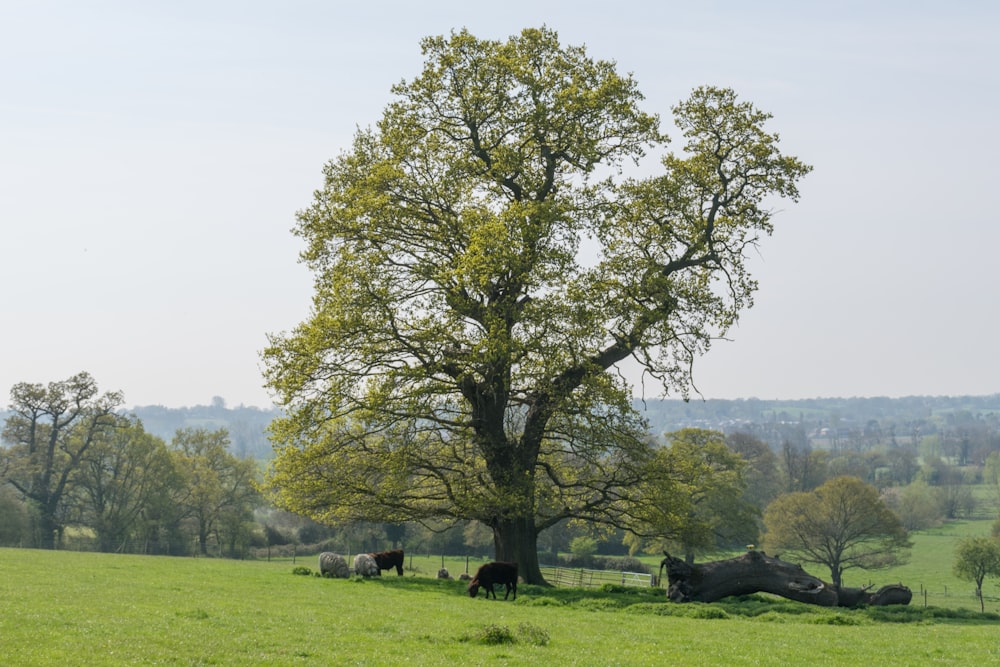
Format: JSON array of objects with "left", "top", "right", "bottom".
[
  {"left": 265, "top": 524, "right": 292, "bottom": 546},
  {"left": 752, "top": 611, "right": 788, "bottom": 623},
  {"left": 475, "top": 624, "right": 515, "bottom": 645},
  {"left": 682, "top": 605, "right": 730, "bottom": 620},
  {"left": 518, "top": 596, "right": 565, "bottom": 607},
  {"left": 595, "top": 556, "right": 650, "bottom": 574},
  {"left": 460, "top": 622, "right": 550, "bottom": 647},
  {"left": 516, "top": 623, "right": 550, "bottom": 646}
]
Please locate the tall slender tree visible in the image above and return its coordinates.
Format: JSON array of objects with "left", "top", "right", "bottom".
[
  {"left": 954, "top": 536, "right": 1000, "bottom": 612},
  {"left": 263, "top": 27, "right": 810, "bottom": 583}
]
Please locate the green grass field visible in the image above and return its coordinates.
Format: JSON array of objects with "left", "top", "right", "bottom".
[
  {"left": 3, "top": 533, "right": 1000, "bottom": 667},
  {"left": 873, "top": 519, "right": 999, "bottom": 611}
]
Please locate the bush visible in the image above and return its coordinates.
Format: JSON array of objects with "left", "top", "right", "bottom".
[
  {"left": 516, "top": 622, "right": 550, "bottom": 646},
  {"left": 265, "top": 524, "right": 292, "bottom": 546},
  {"left": 595, "top": 556, "right": 650, "bottom": 574},
  {"left": 568, "top": 536, "right": 598, "bottom": 567},
  {"left": 518, "top": 596, "right": 565, "bottom": 607},
  {"left": 474, "top": 624, "right": 515, "bottom": 645},
  {"left": 461, "top": 622, "right": 550, "bottom": 646},
  {"left": 681, "top": 605, "right": 730, "bottom": 620}
]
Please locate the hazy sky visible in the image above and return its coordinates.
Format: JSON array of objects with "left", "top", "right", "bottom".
[{"left": 2, "top": 1, "right": 998, "bottom": 409}]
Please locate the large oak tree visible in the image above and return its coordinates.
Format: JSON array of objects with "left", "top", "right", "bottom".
[
  {"left": 2, "top": 372, "right": 122, "bottom": 549},
  {"left": 262, "top": 27, "right": 810, "bottom": 584}
]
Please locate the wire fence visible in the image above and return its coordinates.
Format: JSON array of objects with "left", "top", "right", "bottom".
[{"left": 539, "top": 564, "right": 655, "bottom": 589}]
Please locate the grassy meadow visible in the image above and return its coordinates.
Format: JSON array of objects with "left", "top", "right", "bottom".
[{"left": 4, "top": 533, "right": 1000, "bottom": 667}]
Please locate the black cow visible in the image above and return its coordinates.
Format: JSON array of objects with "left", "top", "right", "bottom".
[
  {"left": 467, "top": 561, "right": 518, "bottom": 600},
  {"left": 369, "top": 549, "right": 405, "bottom": 576}
]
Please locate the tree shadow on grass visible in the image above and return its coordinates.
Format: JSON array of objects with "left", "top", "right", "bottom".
[{"left": 341, "top": 576, "right": 1000, "bottom": 625}]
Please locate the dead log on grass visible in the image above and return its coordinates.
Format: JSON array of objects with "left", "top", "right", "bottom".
[{"left": 659, "top": 550, "right": 911, "bottom": 608}]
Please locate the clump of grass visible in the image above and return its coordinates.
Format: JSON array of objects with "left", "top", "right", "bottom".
[
  {"left": 517, "top": 596, "right": 565, "bottom": 606},
  {"left": 623, "top": 602, "right": 676, "bottom": 616},
  {"left": 596, "top": 583, "right": 664, "bottom": 600},
  {"left": 573, "top": 597, "right": 622, "bottom": 612},
  {"left": 807, "top": 613, "right": 866, "bottom": 626},
  {"left": 682, "top": 605, "right": 730, "bottom": 620},
  {"left": 460, "top": 622, "right": 551, "bottom": 647},
  {"left": 291, "top": 566, "right": 312, "bottom": 576},
  {"left": 752, "top": 611, "right": 789, "bottom": 623},
  {"left": 516, "top": 622, "right": 550, "bottom": 646},
  {"left": 469, "top": 624, "right": 515, "bottom": 645}
]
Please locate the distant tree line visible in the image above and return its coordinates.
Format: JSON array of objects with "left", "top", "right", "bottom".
[
  {"left": 4, "top": 373, "right": 1000, "bottom": 585},
  {"left": 0, "top": 373, "right": 259, "bottom": 555}
]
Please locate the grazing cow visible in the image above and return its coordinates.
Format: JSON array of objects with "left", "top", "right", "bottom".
[
  {"left": 353, "top": 553, "right": 380, "bottom": 577},
  {"left": 468, "top": 561, "right": 518, "bottom": 600},
  {"left": 318, "top": 552, "right": 350, "bottom": 578},
  {"left": 369, "top": 549, "right": 405, "bottom": 576}
]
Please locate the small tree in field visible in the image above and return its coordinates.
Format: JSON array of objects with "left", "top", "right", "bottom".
[
  {"left": 763, "top": 476, "right": 911, "bottom": 587},
  {"left": 953, "top": 536, "right": 1000, "bottom": 612}
]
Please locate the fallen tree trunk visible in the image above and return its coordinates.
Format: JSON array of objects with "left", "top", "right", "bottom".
[{"left": 659, "top": 551, "right": 911, "bottom": 608}]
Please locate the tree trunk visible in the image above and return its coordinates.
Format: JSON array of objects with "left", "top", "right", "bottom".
[
  {"left": 493, "top": 516, "right": 546, "bottom": 585},
  {"left": 198, "top": 527, "right": 209, "bottom": 556},
  {"left": 659, "top": 551, "right": 911, "bottom": 608},
  {"left": 37, "top": 507, "right": 58, "bottom": 550}
]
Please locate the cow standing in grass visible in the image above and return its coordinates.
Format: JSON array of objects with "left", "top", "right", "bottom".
[
  {"left": 369, "top": 549, "right": 404, "bottom": 576},
  {"left": 468, "top": 562, "right": 518, "bottom": 600}
]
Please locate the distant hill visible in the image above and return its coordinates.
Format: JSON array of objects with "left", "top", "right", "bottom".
[
  {"left": 128, "top": 403, "right": 280, "bottom": 459},
  {"left": 4, "top": 394, "right": 1000, "bottom": 459},
  {"left": 634, "top": 394, "right": 1000, "bottom": 449}
]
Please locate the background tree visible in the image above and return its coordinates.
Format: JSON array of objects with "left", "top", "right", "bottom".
[
  {"left": 262, "top": 27, "right": 810, "bottom": 583},
  {"left": 882, "top": 479, "right": 946, "bottom": 531},
  {"left": 763, "top": 475, "right": 911, "bottom": 587},
  {"left": 626, "top": 429, "right": 754, "bottom": 561},
  {"left": 953, "top": 536, "right": 1000, "bottom": 612},
  {"left": 0, "top": 485, "right": 30, "bottom": 546},
  {"left": 779, "top": 441, "right": 828, "bottom": 492},
  {"left": 75, "top": 417, "right": 177, "bottom": 552},
  {"left": 725, "top": 431, "right": 782, "bottom": 513},
  {"left": 171, "top": 428, "right": 260, "bottom": 556},
  {"left": 1, "top": 372, "right": 123, "bottom": 549}
]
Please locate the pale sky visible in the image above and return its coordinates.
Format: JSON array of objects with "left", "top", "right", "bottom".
[{"left": 2, "top": 1, "right": 998, "bottom": 409}]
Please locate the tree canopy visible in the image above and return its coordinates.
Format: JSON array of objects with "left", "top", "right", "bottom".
[
  {"left": 625, "top": 428, "right": 755, "bottom": 560},
  {"left": 1, "top": 372, "right": 123, "bottom": 549},
  {"left": 763, "top": 476, "right": 911, "bottom": 587},
  {"left": 262, "top": 26, "right": 810, "bottom": 584}
]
